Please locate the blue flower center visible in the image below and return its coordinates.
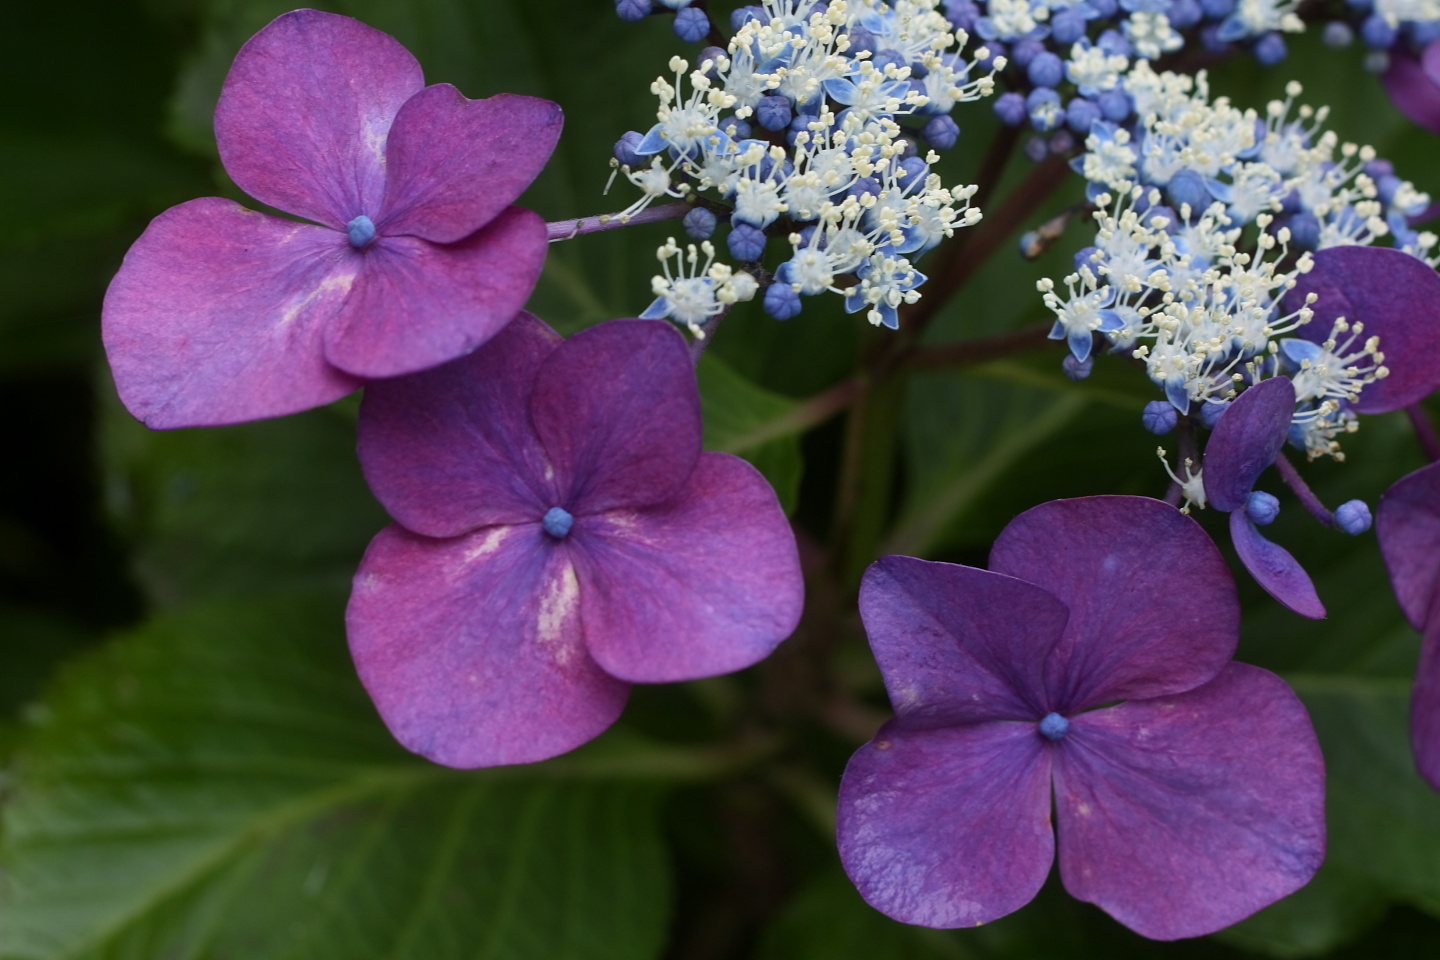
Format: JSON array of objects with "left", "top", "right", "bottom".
[
  {"left": 542, "top": 506, "right": 574, "bottom": 539},
  {"left": 1038, "top": 712, "right": 1070, "bottom": 742},
  {"left": 347, "top": 215, "right": 377, "bottom": 249}
]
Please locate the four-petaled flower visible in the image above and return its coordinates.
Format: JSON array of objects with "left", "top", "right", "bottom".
[
  {"left": 837, "top": 497, "right": 1325, "bottom": 939},
  {"left": 103, "top": 9, "right": 561, "bottom": 428},
  {"left": 346, "top": 314, "right": 804, "bottom": 767}
]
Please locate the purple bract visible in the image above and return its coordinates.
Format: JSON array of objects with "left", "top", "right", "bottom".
[
  {"left": 346, "top": 314, "right": 804, "bottom": 768},
  {"left": 837, "top": 497, "right": 1325, "bottom": 940},
  {"left": 1381, "top": 41, "right": 1440, "bottom": 135},
  {"left": 102, "top": 9, "right": 561, "bottom": 428},
  {"left": 1377, "top": 461, "right": 1440, "bottom": 792}
]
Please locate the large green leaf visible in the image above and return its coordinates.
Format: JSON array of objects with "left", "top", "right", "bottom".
[
  {"left": 698, "top": 354, "right": 805, "bottom": 515},
  {"left": 0, "top": 595, "right": 671, "bottom": 960}
]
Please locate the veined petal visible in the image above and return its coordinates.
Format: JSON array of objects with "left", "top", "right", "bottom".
[
  {"left": 531, "top": 320, "right": 702, "bottom": 514},
  {"left": 378, "top": 86, "right": 563, "bottom": 243},
  {"left": 858, "top": 556, "right": 1068, "bottom": 724},
  {"left": 837, "top": 720, "right": 1055, "bottom": 928},
  {"left": 1203, "top": 377, "right": 1294, "bottom": 513},
  {"left": 1053, "top": 663, "right": 1325, "bottom": 940},
  {"left": 215, "top": 9, "right": 424, "bottom": 227},
  {"left": 346, "top": 523, "right": 628, "bottom": 769},
  {"left": 101, "top": 198, "right": 362, "bottom": 429},
  {"left": 323, "top": 206, "right": 547, "bottom": 379},
  {"left": 1383, "top": 48, "right": 1440, "bottom": 135},
  {"left": 356, "top": 312, "right": 560, "bottom": 538},
  {"left": 1377, "top": 460, "right": 1440, "bottom": 630},
  {"left": 570, "top": 454, "right": 801, "bottom": 682},
  {"left": 1230, "top": 511, "right": 1325, "bottom": 620},
  {"left": 989, "top": 497, "right": 1239, "bottom": 713}
]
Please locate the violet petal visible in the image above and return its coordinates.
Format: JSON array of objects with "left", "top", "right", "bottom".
[
  {"left": 323, "top": 206, "right": 547, "bottom": 379},
  {"left": 570, "top": 454, "right": 802, "bottom": 682},
  {"left": 356, "top": 311, "right": 561, "bottom": 538},
  {"left": 988, "top": 497, "right": 1239, "bottom": 712},
  {"left": 1382, "top": 47, "right": 1440, "bottom": 135},
  {"left": 215, "top": 9, "right": 424, "bottom": 228},
  {"left": 101, "top": 197, "right": 363, "bottom": 429},
  {"left": 1053, "top": 663, "right": 1325, "bottom": 940},
  {"left": 1413, "top": 603, "right": 1440, "bottom": 791},
  {"left": 346, "top": 523, "right": 629, "bottom": 768},
  {"left": 1286, "top": 247, "right": 1440, "bottom": 414},
  {"left": 531, "top": 320, "right": 703, "bottom": 514},
  {"left": 1230, "top": 510, "right": 1326, "bottom": 619},
  {"left": 1427, "top": 40, "right": 1440, "bottom": 90},
  {"left": 836, "top": 720, "right": 1054, "bottom": 928},
  {"left": 1377, "top": 461, "right": 1440, "bottom": 630},
  {"left": 1202, "top": 377, "right": 1295, "bottom": 512},
  {"left": 858, "top": 556, "right": 1069, "bottom": 724},
  {"left": 379, "top": 86, "right": 563, "bottom": 243}
]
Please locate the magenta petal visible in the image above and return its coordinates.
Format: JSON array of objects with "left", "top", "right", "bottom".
[
  {"left": 571, "top": 454, "right": 801, "bottom": 682},
  {"left": 1287, "top": 247, "right": 1440, "bottom": 414},
  {"left": 532, "top": 320, "right": 703, "bottom": 513},
  {"left": 1053, "top": 663, "right": 1325, "bottom": 940},
  {"left": 347, "top": 524, "right": 629, "bottom": 768},
  {"left": 323, "top": 206, "right": 547, "bottom": 378},
  {"left": 1231, "top": 511, "right": 1326, "bottom": 619},
  {"left": 1382, "top": 47, "right": 1440, "bottom": 135},
  {"left": 1377, "top": 461, "right": 1440, "bottom": 630},
  {"left": 858, "top": 556, "right": 1068, "bottom": 723},
  {"left": 102, "top": 197, "right": 363, "bottom": 428},
  {"left": 1413, "top": 606, "right": 1440, "bottom": 791},
  {"left": 1426, "top": 40, "right": 1440, "bottom": 89},
  {"left": 837, "top": 720, "right": 1054, "bottom": 928},
  {"left": 357, "top": 312, "right": 561, "bottom": 537},
  {"left": 1202, "top": 377, "right": 1294, "bottom": 512},
  {"left": 989, "top": 497, "right": 1238, "bottom": 711},
  {"left": 379, "top": 86, "right": 563, "bottom": 243},
  {"left": 215, "top": 9, "right": 424, "bottom": 227}
]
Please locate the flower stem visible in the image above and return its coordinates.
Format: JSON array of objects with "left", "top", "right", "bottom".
[
  {"left": 1275, "top": 453, "right": 1334, "bottom": 527},
  {"left": 1407, "top": 403, "right": 1440, "bottom": 463},
  {"left": 896, "top": 320, "right": 1052, "bottom": 372},
  {"left": 545, "top": 201, "right": 691, "bottom": 242}
]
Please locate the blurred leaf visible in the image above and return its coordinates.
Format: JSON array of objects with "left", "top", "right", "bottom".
[
  {"left": 0, "top": 605, "right": 92, "bottom": 720},
  {"left": 699, "top": 354, "right": 805, "bottom": 515},
  {"left": 100, "top": 393, "right": 388, "bottom": 609},
  {"left": 0, "top": 594, "right": 671, "bottom": 960}
]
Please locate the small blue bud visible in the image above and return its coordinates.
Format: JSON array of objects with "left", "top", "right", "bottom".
[
  {"left": 1198, "top": 0, "right": 1234, "bottom": 17},
  {"left": 1049, "top": 129, "right": 1075, "bottom": 154},
  {"left": 1023, "top": 136, "right": 1049, "bottom": 163},
  {"left": 1253, "top": 32, "right": 1288, "bottom": 66},
  {"left": 719, "top": 115, "right": 751, "bottom": 139},
  {"left": 923, "top": 115, "right": 960, "bottom": 150},
  {"left": 1027, "top": 88, "right": 1062, "bottom": 131},
  {"left": 683, "top": 207, "right": 717, "bottom": 241},
  {"left": 1063, "top": 354, "right": 1093, "bottom": 381},
  {"left": 615, "top": 0, "right": 652, "bottom": 23},
  {"left": 1073, "top": 246, "right": 1099, "bottom": 271},
  {"left": 614, "top": 131, "right": 645, "bottom": 167},
  {"left": 1335, "top": 500, "right": 1373, "bottom": 535},
  {"left": 728, "top": 223, "right": 767, "bottom": 262},
  {"left": 1090, "top": 0, "right": 1119, "bottom": 15},
  {"left": 994, "top": 91, "right": 1028, "bottom": 126},
  {"left": 847, "top": 25, "right": 879, "bottom": 55},
  {"left": 1413, "top": 21, "right": 1440, "bottom": 46},
  {"left": 1245, "top": 491, "right": 1281, "bottom": 526},
  {"left": 1010, "top": 38, "right": 1045, "bottom": 69},
  {"left": 1168, "top": 0, "right": 1203, "bottom": 28},
  {"left": 1097, "top": 29, "right": 1131, "bottom": 59},
  {"left": 1198, "top": 399, "right": 1229, "bottom": 429},
  {"left": 1028, "top": 52, "right": 1065, "bottom": 88},
  {"left": 942, "top": 0, "right": 981, "bottom": 32},
  {"left": 1143, "top": 401, "right": 1179, "bottom": 435},
  {"left": 1050, "top": 8, "right": 1087, "bottom": 44},
  {"left": 756, "top": 95, "right": 793, "bottom": 131},
  {"left": 346, "top": 215, "right": 377, "bottom": 249},
  {"left": 543, "top": 506, "right": 575, "bottom": 539},
  {"left": 848, "top": 176, "right": 881, "bottom": 199},
  {"left": 1097, "top": 88, "right": 1132, "bottom": 122},
  {"left": 674, "top": 7, "right": 709, "bottom": 42},
  {"left": 899, "top": 156, "right": 930, "bottom": 190},
  {"left": 1167, "top": 169, "right": 1209, "bottom": 212},
  {"left": 1360, "top": 13, "right": 1396, "bottom": 49},
  {"left": 763, "top": 281, "right": 802, "bottom": 320},
  {"left": 1364, "top": 158, "right": 1395, "bottom": 179},
  {"left": 1200, "top": 25, "right": 1231, "bottom": 54},
  {"left": 1322, "top": 21, "right": 1354, "bottom": 47},
  {"left": 873, "top": 49, "right": 908, "bottom": 73},
  {"left": 731, "top": 5, "right": 764, "bottom": 30},
  {"left": 1039, "top": 712, "right": 1071, "bottom": 741},
  {"left": 1288, "top": 211, "right": 1321, "bottom": 250},
  {"left": 1146, "top": 205, "right": 1179, "bottom": 232},
  {"left": 1377, "top": 174, "right": 1402, "bottom": 207},
  {"left": 1066, "top": 98, "right": 1102, "bottom": 134}
]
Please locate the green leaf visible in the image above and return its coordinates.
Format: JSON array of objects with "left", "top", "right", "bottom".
[
  {"left": 0, "top": 595, "right": 671, "bottom": 960},
  {"left": 698, "top": 354, "right": 804, "bottom": 515}
]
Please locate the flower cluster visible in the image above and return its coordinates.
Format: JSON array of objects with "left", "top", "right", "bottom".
[{"left": 609, "top": 0, "right": 999, "bottom": 330}]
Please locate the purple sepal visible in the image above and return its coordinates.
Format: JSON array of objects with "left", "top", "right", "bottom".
[
  {"left": 989, "top": 497, "right": 1238, "bottom": 711},
  {"left": 837, "top": 720, "right": 1055, "bottom": 928},
  {"left": 101, "top": 198, "right": 364, "bottom": 429},
  {"left": 1054, "top": 663, "right": 1325, "bottom": 940},
  {"left": 1286, "top": 247, "right": 1440, "bottom": 414},
  {"left": 347, "top": 523, "right": 630, "bottom": 769},
  {"left": 859, "top": 556, "right": 1068, "bottom": 725},
  {"left": 1377, "top": 460, "right": 1440, "bottom": 630},
  {"left": 1382, "top": 46, "right": 1440, "bottom": 134},
  {"left": 1203, "top": 377, "right": 1294, "bottom": 512},
  {"left": 1413, "top": 606, "right": 1440, "bottom": 791},
  {"left": 1230, "top": 511, "right": 1326, "bottom": 619}
]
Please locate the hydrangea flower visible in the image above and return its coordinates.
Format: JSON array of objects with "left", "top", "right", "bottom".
[
  {"left": 103, "top": 9, "right": 561, "bottom": 428},
  {"left": 837, "top": 497, "right": 1325, "bottom": 939},
  {"left": 346, "top": 314, "right": 804, "bottom": 767},
  {"left": 1377, "top": 461, "right": 1440, "bottom": 791},
  {"left": 1381, "top": 40, "right": 1440, "bottom": 134}
]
